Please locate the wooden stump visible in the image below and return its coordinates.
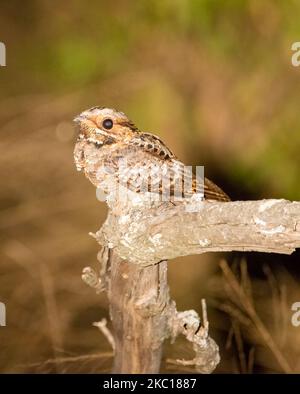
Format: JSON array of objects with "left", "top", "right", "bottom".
[{"left": 109, "top": 252, "right": 170, "bottom": 373}]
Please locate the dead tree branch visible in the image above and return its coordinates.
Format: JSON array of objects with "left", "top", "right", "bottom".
[
  {"left": 82, "top": 198, "right": 300, "bottom": 373},
  {"left": 96, "top": 199, "right": 300, "bottom": 266}
]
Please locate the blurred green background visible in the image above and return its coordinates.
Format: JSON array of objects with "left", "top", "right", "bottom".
[{"left": 0, "top": 0, "right": 300, "bottom": 373}]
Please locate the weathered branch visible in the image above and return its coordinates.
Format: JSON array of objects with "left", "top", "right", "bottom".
[
  {"left": 168, "top": 300, "right": 220, "bottom": 373},
  {"left": 96, "top": 199, "right": 300, "bottom": 266},
  {"left": 83, "top": 198, "right": 300, "bottom": 373},
  {"left": 83, "top": 246, "right": 220, "bottom": 373}
]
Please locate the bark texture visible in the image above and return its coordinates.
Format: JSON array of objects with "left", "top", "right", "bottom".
[
  {"left": 108, "top": 252, "right": 170, "bottom": 373},
  {"left": 81, "top": 198, "right": 300, "bottom": 373},
  {"left": 97, "top": 199, "right": 300, "bottom": 266}
]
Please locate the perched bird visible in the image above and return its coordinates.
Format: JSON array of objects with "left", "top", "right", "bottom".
[{"left": 74, "top": 107, "right": 230, "bottom": 203}]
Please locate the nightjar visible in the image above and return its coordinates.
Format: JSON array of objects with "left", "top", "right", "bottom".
[{"left": 74, "top": 107, "right": 230, "bottom": 204}]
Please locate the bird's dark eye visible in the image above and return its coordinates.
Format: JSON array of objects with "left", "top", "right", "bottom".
[{"left": 102, "top": 118, "right": 113, "bottom": 130}]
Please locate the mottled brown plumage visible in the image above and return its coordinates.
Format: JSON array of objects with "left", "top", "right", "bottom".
[{"left": 74, "top": 107, "right": 230, "bottom": 202}]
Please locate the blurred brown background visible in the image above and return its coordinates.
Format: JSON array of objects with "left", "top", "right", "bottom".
[{"left": 0, "top": 0, "right": 300, "bottom": 373}]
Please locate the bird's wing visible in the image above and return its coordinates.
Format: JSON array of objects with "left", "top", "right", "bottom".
[
  {"left": 170, "top": 160, "right": 230, "bottom": 201},
  {"left": 202, "top": 177, "right": 230, "bottom": 201},
  {"left": 126, "top": 133, "right": 230, "bottom": 201},
  {"left": 129, "top": 132, "right": 176, "bottom": 160}
]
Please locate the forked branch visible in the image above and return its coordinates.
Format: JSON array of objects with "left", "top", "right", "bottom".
[{"left": 84, "top": 198, "right": 300, "bottom": 373}]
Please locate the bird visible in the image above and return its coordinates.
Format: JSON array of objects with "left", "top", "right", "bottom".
[{"left": 73, "top": 107, "right": 230, "bottom": 204}]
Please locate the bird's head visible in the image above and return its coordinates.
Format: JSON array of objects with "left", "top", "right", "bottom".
[{"left": 74, "top": 107, "right": 139, "bottom": 145}]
